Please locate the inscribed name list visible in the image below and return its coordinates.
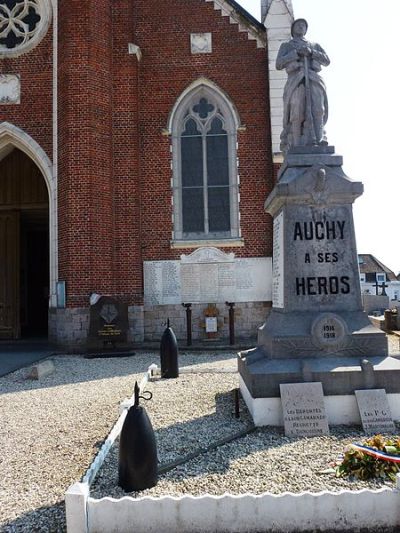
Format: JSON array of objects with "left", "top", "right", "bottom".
[
  {"left": 280, "top": 382, "right": 329, "bottom": 437},
  {"left": 272, "top": 211, "right": 284, "bottom": 308},
  {"left": 355, "top": 389, "right": 395, "bottom": 434}
]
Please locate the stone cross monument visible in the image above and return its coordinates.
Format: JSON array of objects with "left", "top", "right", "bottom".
[{"left": 238, "top": 19, "right": 400, "bottom": 425}]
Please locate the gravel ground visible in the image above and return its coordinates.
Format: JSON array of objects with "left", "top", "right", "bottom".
[
  {"left": 91, "top": 372, "right": 397, "bottom": 500},
  {"left": 1, "top": 336, "right": 399, "bottom": 532}
]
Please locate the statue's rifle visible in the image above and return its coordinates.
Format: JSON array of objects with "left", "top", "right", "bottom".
[{"left": 303, "top": 53, "right": 317, "bottom": 145}]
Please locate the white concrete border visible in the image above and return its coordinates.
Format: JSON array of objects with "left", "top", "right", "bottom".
[
  {"left": 66, "top": 367, "right": 400, "bottom": 533},
  {"left": 85, "top": 485, "right": 400, "bottom": 533},
  {"left": 239, "top": 375, "right": 400, "bottom": 426}
]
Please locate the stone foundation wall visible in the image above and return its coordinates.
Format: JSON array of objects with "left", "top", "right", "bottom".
[
  {"left": 48, "top": 308, "right": 89, "bottom": 350},
  {"left": 143, "top": 302, "right": 271, "bottom": 342},
  {"left": 49, "top": 306, "right": 145, "bottom": 350},
  {"left": 49, "top": 302, "right": 269, "bottom": 348},
  {"left": 128, "top": 306, "right": 145, "bottom": 343}
]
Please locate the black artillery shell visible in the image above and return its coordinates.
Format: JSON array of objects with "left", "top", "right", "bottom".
[
  {"left": 118, "top": 404, "right": 158, "bottom": 492},
  {"left": 160, "top": 326, "right": 179, "bottom": 378}
]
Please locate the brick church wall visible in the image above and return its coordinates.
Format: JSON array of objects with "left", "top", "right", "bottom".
[
  {"left": 1, "top": 0, "right": 276, "bottom": 347},
  {"left": 134, "top": 0, "right": 274, "bottom": 262},
  {"left": 0, "top": 24, "right": 53, "bottom": 161}
]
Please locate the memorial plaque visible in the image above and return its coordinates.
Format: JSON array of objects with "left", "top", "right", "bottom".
[
  {"left": 181, "top": 263, "right": 201, "bottom": 302},
  {"left": 235, "top": 258, "right": 272, "bottom": 302},
  {"left": 355, "top": 389, "right": 395, "bottom": 434},
  {"left": 144, "top": 252, "right": 272, "bottom": 306},
  {"left": 144, "top": 261, "right": 181, "bottom": 305},
  {"left": 88, "top": 296, "right": 129, "bottom": 350},
  {"left": 205, "top": 317, "right": 218, "bottom": 333},
  {"left": 280, "top": 382, "right": 329, "bottom": 437}
]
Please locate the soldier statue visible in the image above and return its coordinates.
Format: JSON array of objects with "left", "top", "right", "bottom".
[{"left": 276, "top": 18, "right": 330, "bottom": 153}]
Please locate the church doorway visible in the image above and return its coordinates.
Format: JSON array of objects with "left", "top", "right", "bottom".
[{"left": 0, "top": 148, "right": 49, "bottom": 339}]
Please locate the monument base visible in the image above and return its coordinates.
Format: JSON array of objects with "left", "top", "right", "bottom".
[
  {"left": 238, "top": 350, "right": 400, "bottom": 398},
  {"left": 257, "top": 309, "right": 388, "bottom": 360},
  {"left": 239, "top": 375, "right": 400, "bottom": 427}
]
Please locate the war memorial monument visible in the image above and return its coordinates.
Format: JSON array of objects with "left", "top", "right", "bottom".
[{"left": 238, "top": 18, "right": 400, "bottom": 428}]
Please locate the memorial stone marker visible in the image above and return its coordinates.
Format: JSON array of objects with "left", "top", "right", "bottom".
[
  {"left": 88, "top": 296, "right": 129, "bottom": 351},
  {"left": 355, "top": 389, "right": 395, "bottom": 434},
  {"left": 280, "top": 382, "right": 329, "bottom": 437},
  {"left": 238, "top": 18, "right": 400, "bottom": 424}
]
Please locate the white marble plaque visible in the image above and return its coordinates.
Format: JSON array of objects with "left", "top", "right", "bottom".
[
  {"left": 272, "top": 211, "right": 284, "bottom": 308},
  {"left": 355, "top": 389, "right": 395, "bottom": 434},
  {"left": 280, "top": 382, "right": 329, "bottom": 437},
  {"left": 235, "top": 258, "right": 272, "bottom": 302},
  {"left": 144, "top": 251, "right": 272, "bottom": 305},
  {"left": 144, "top": 261, "right": 181, "bottom": 305},
  {"left": 0, "top": 74, "right": 20, "bottom": 105}
]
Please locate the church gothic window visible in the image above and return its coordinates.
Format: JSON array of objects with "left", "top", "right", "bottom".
[
  {"left": 0, "top": 0, "right": 52, "bottom": 57},
  {"left": 171, "top": 85, "right": 240, "bottom": 242}
]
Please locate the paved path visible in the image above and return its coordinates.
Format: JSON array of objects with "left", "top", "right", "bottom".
[{"left": 0, "top": 340, "right": 55, "bottom": 377}]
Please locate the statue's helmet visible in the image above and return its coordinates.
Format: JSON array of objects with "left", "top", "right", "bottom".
[{"left": 291, "top": 18, "right": 308, "bottom": 37}]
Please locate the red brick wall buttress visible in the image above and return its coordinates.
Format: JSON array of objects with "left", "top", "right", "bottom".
[{"left": 58, "top": 0, "right": 114, "bottom": 307}]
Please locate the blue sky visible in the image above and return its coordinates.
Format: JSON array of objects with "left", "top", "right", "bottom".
[{"left": 237, "top": 0, "right": 400, "bottom": 274}]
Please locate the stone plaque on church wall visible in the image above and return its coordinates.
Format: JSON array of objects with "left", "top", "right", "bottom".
[
  {"left": 181, "top": 262, "right": 236, "bottom": 302},
  {"left": 190, "top": 33, "right": 212, "bottom": 54},
  {"left": 144, "top": 261, "right": 181, "bottom": 305},
  {"left": 0, "top": 74, "right": 20, "bottom": 105},
  {"left": 143, "top": 249, "right": 272, "bottom": 305},
  {"left": 235, "top": 258, "right": 272, "bottom": 302}
]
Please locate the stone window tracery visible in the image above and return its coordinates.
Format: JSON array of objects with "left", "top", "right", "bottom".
[
  {"left": 171, "top": 84, "right": 240, "bottom": 242},
  {"left": 0, "top": 0, "right": 51, "bottom": 57}
]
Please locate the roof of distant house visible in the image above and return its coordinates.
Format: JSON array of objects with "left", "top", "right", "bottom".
[{"left": 358, "top": 254, "right": 398, "bottom": 282}]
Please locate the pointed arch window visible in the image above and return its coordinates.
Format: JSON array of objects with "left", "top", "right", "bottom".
[{"left": 171, "top": 86, "right": 240, "bottom": 242}]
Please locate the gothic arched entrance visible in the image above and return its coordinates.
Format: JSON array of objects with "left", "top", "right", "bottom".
[{"left": 0, "top": 148, "right": 49, "bottom": 339}]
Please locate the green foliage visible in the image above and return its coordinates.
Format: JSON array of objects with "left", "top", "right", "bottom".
[{"left": 336, "top": 435, "right": 400, "bottom": 482}]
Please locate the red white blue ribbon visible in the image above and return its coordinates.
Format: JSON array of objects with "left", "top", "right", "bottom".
[{"left": 351, "top": 444, "right": 400, "bottom": 463}]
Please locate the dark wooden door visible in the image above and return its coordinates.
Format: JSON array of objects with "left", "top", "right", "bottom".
[{"left": 0, "top": 211, "right": 20, "bottom": 339}]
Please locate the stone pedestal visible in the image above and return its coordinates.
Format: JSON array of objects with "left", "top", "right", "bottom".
[{"left": 238, "top": 147, "right": 400, "bottom": 416}]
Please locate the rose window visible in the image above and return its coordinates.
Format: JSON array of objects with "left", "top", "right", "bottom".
[{"left": 0, "top": 0, "right": 51, "bottom": 57}]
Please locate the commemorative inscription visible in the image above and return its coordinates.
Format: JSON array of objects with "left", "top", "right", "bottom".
[
  {"left": 286, "top": 205, "right": 360, "bottom": 312},
  {"left": 355, "top": 389, "right": 395, "bottom": 434},
  {"left": 280, "top": 382, "right": 329, "bottom": 437},
  {"left": 144, "top": 252, "right": 272, "bottom": 305},
  {"left": 311, "top": 313, "right": 347, "bottom": 351},
  {"left": 88, "top": 296, "right": 129, "bottom": 350},
  {"left": 272, "top": 211, "right": 284, "bottom": 308}
]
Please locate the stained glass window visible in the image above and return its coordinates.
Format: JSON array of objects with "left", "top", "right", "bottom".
[{"left": 174, "top": 91, "right": 239, "bottom": 240}]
